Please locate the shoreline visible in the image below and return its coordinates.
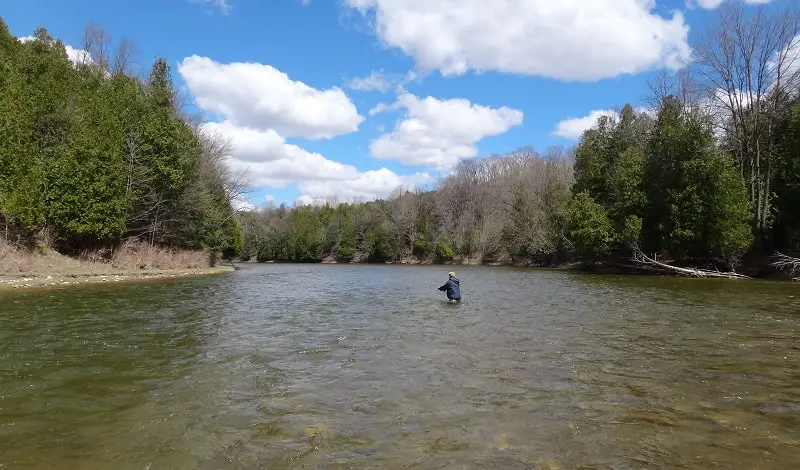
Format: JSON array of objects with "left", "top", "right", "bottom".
[
  {"left": 0, "top": 265, "right": 235, "bottom": 291},
  {"left": 249, "top": 257, "right": 797, "bottom": 281}
]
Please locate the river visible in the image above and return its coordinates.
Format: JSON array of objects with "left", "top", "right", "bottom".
[{"left": 1, "top": 264, "right": 798, "bottom": 469}]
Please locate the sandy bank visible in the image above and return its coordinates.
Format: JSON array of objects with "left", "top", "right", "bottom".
[
  {"left": 0, "top": 265, "right": 235, "bottom": 291},
  {"left": 1, "top": 239, "right": 236, "bottom": 291},
  {"left": 0, "top": 266, "right": 234, "bottom": 291}
]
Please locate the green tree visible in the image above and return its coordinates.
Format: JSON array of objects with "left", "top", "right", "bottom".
[
  {"left": 566, "top": 191, "right": 616, "bottom": 257},
  {"left": 773, "top": 95, "right": 800, "bottom": 249},
  {"left": 675, "top": 152, "right": 752, "bottom": 263},
  {"left": 0, "top": 22, "right": 241, "bottom": 260},
  {"left": 572, "top": 104, "right": 649, "bottom": 252}
]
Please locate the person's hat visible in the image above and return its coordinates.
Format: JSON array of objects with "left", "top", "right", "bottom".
[{"left": 448, "top": 272, "right": 455, "bottom": 277}]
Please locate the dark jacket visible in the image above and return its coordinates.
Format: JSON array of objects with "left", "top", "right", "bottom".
[{"left": 438, "top": 277, "right": 461, "bottom": 300}]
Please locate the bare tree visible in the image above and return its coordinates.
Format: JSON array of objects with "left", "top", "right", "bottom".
[
  {"left": 693, "top": 1, "right": 800, "bottom": 242},
  {"left": 195, "top": 124, "right": 251, "bottom": 208},
  {"left": 111, "top": 37, "right": 139, "bottom": 76},
  {"left": 389, "top": 186, "right": 418, "bottom": 254},
  {"left": 646, "top": 68, "right": 702, "bottom": 111},
  {"left": 81, "top": 23, "right": 111, "bottom": 71}
]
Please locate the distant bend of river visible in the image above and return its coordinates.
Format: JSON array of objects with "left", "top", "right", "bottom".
[{"left": 1, "top": 264, "right": 798, "bottom": 469}]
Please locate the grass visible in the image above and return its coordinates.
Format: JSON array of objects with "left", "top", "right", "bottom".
[
  {"left": 1, "top": 238, "right": 212, "bottom": 277},
  {"left": 0, "top": 238, "right": 234, "bottom": 290},
  {"left": 80, "top": 238, "right": 208, "bottom": 271}
]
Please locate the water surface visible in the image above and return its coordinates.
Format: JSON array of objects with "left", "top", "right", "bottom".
[{"left": 1, "top": 264, "right": 798, "bottom": 469}]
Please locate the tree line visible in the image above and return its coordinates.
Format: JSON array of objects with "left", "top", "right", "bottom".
[
  {"left": 238, "top": 2, "right": 800, "bottom": 272},
  {"left": 0, "top": 20, "right": 242, "bottom": 259}
]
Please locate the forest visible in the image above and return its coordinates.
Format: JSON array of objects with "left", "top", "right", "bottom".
[
  {"left": 2, "top": 3, "right": 799, "bottom": 277},
  {"left": 237, "top": 3, "right": 800, "bottom": 275},
  {"left": 0, "top": 19, "right": 242, "bottom": 264}
]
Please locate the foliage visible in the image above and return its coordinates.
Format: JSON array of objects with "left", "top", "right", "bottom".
[
  {"left": 7, "top": 5, "right": 800, "bottom": 272},
  {"left": 239, "top": 149, "right": 577, "bottom": 265},
  {"left": 0, "top": 22, "right": 242, "bottom": 257},
  {"left": 239, "top": 92, "right": 769, "bottom": 270},
  {"left": 773, "top": 96, "right": 800, "bottom": 249},
  {"left": 565, "top": 191, "right": 616, "bottom": 257}
]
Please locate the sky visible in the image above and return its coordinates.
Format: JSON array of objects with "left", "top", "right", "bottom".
[{"left": 1, "top": 0, "right": 793, "bottom": 208}]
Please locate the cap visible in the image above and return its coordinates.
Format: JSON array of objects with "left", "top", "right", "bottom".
[{"left": 448, "top": 272, "right": 455, "bottom": 277}]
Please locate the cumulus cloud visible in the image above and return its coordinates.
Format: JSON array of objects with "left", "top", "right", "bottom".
[
  {"left": 179, "top": 57, "right": 432, "bottom": 202},
  {"left": 688, "top": 0, "right": 773, "bottom": 9},
  {"left": 552, "top": 106, "right": 654, "bottom": 139},
  {"left": 200, "top": 120, "right": 431, "bottom": 201},
  {"left": 231, "top": 194, "right": 256, "bottom": 211},
  {"left": 178, "top": 55, "right": 364, "bottom": 140},
  {"left": 773, "top": 35, "right": 800, "bottom": 87},
  {"left": 347, "top": 70, "right": 393, "bottom": 92},
  {"left": 368, "top": 92, "right": 524, "bottom": 170},
  {"left": 552, "top": 109, "right": 618, "bottom": 139},
  {"left": 201, "top": 121, "right": 299, "bottom": 164},
  {"left": 695, "top": 0, "right": 725, "bottom": 8},
  {"left": 296, "top": 167, "right": 431, "bottom": 202},
  {"left": 343, "top": 0, "right": 692, "bottom": 81},
  {"left": 18, "top": 36, "right": 92, "bottom": 66}
]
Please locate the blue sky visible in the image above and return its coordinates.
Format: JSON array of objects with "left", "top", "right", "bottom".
[{"left": 2, "top": 0, "right": 792, "bottom": 207}]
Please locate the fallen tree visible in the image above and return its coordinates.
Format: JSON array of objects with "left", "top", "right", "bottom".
[
  {"left": 631, "top": 247, "right": 751, "bottom": 279},
  {"left": 770, "top": 252, "right": 800, "bottom": 281}
]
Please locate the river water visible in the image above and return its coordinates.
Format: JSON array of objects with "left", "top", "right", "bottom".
[{"left": 1, "top": 264, "right": 798, "bottom": 469}]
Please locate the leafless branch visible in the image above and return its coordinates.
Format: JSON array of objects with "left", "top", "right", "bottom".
[
  {"left": 631, "top": 246, "right": 751, "bottom": 279},
  {"left": 771, "top": 252, "right": 800, "bottom": 280}
]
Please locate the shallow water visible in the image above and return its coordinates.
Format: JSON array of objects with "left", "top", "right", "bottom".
[{"left": 1, "top": 264, "right": 798, "bottom": 469}]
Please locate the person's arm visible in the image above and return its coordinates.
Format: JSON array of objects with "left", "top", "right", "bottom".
[{"left": 438, "top": 280, "right": 451, "bottom": 291}]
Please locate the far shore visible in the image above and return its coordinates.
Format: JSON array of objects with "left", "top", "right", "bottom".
[
  {"left": 3, "top": 245, "right": 794, "bottom": 293},
  {"left": 243, "top": 255, "right": 796, "bottom": 281}
]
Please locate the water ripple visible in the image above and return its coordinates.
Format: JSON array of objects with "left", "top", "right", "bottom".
[{"left": 1, "top": 264, "right": 798, "bottom": 469}]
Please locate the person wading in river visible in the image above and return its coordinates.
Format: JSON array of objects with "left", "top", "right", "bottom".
[{"left": 438, "top": 272, "right": 462, "bottom": 303}]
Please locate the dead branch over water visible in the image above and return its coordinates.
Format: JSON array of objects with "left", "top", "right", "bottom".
[
  {"left": 632, "top": 247, "right": 752, "bottom": 279},
  {"left": 770, "top": 252, "right": 800, "bottom": 280}
]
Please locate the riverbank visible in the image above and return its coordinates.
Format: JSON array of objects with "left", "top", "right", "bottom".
[
  {"left": 257, "top": 251, "right": 798, "bottom": 280},
  {"left": 0, "top": 266, "right": 235, "bottom": 290},
  {"left": 0, "top": 239, "right": 235, "bottom": 291}
]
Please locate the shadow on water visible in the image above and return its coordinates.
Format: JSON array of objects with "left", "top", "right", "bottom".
[{"left": 1, "top": 263, "right": 798, "bottom": 469}]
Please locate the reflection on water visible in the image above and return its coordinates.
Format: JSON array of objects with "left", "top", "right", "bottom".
[{"left": 1, "top": 264, "right": 798, "bottom": 469}]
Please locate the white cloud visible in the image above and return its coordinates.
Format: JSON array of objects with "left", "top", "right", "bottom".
[
  {"left": 347, "top": 69, "right": 422, "bottom": 93},
  {"left": 295, "top": 195, "right": 317, "bottom": 206},
  {"left": 231, "top": 194, "right": 255, "bottom": 211},
  {"left": 552, "top": 106, "right": 653, "bottom": 139},
  {"left": 772, "top": 34, "right": 800, "bottom": 88},
  {"left": 368, "top": 102, "right": 392, "bottom": 116},
  {"left": 297, "top": 167, "right": 431, "bottom": 202},
  {"left": 552, "top": 109, "right": 617, "bottom": 139},
  {"left": 368, "top": 92, "right": 523, "bottom": 170},
  {"left": 689, "top": 0, "right": 773, "bottom": 9},
  {"left": 692, "top": 0, "right": 725, "bottom": 8},
  {"left": 343, "top": 0, "right": 692, "bottom": 82},
  {"left": 18, "top": 36, "right": 92, "bottom": 66},
  {"left": 63, "top": 44, "right": 92, "bottom": 66},
  {"left": 178, "top": 56, "right": 433, "bottom": 202},
  {"left": 201, "top": 120, "right": 432, "bottom": 201},
  {"left": 201, "top": 121, "right": 293, "bottom": 163},
  {"left": 347, "top": 70, "right": 393, "bottom": 92},
  {"left": 178, "top": 55, "right": 364, "bottom": 140}
]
